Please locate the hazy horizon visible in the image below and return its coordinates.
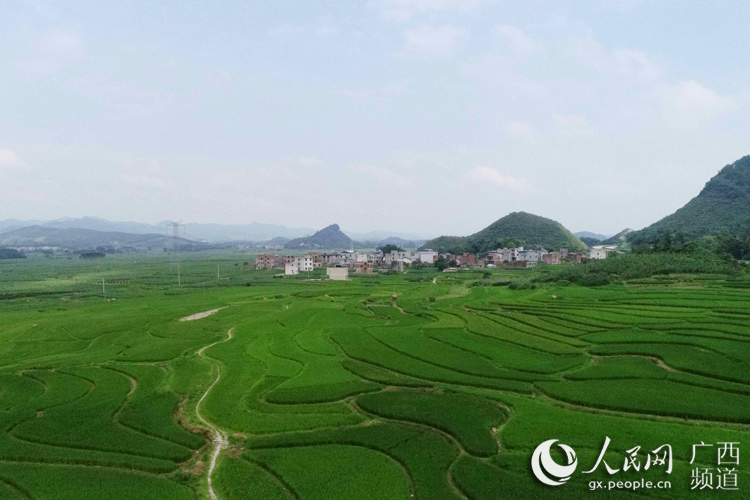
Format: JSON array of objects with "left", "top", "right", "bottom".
[{"left": 3, "top": 1, "right": 749, "bottom": 236}]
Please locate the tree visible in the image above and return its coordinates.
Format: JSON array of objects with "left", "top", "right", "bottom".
[
  {"left": 435, "top": 256, "right": 449, "bottom": 271},
  {"left": 379, "top": 244, "right": 404, "bottom": 254}
]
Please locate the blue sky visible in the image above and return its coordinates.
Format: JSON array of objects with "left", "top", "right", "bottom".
[{"left": 2, "top": 0, "right": 749, "bottom": 237}]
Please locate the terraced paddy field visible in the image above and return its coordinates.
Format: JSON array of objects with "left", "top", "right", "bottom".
[{"left": 1, "top": 253, "right": 749, "bottom": 498}]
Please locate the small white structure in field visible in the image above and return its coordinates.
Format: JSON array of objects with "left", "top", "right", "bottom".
[{"left": 326, "top": 267, "right": 349, "bottom": 281}]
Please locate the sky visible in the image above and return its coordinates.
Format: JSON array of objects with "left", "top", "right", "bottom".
[{"left": 2, "top": 0, "right": 750, "bottom": 238}]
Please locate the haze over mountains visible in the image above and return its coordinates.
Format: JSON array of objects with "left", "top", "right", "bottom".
[
  {"left": 4, "top": 154, "right": 750, "bottom": 253},
  {"left": 0, "top": 217, "right": 427, "bottom": 251},
  {"left": 0, "top": 226, "right": 195, "bottom": 251},
  {"left": 0, "top": 217, "right": 427, "bottom": 246}
]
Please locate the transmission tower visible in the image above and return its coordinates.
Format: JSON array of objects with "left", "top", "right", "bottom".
[
  {"left": 166, "top": 221, "right": 185, "bottom": 285},
  {"left": 165, "top": 221, "right": 185, "bottom": 251}
]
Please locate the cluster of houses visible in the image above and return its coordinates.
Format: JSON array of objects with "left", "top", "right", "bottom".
[
  {"left": 253, "top": 244, "right": 610, "bottom": 278},
  {"left": 485, "top": 246, "right": 606, "bottom": 267}
]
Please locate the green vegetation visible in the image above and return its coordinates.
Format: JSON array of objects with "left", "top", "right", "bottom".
[
  {"left": 630, "top": 155, "right": 750, "bottom": 244},
  {"left": 0, "top": 248, "right": 25, "bottom": 259},
  {"left": 377, "top": 243, "right": 404, "bottom": 253},
  {"left": 0, "top": 251, "right": 749, "bottom": 498},
  {"left": 530, "top": 251, "right": 741, "bottom": 286},
  {"left": 423, "top": 211, "right": 587, "bottom": 254}
]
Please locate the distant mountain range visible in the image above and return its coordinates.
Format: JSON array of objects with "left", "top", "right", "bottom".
[
  {"left": 0, "top": 226, "right": 198, "bottom": 251},
  {"left": 423, "top": 212, "right": 587, "bottom": 254},
  {"left": 629, "top": 155, "right": 750, "bottom": 244},
  {"left": 0, "top": 216, "right": 428, "bottom": 244},
  {"left": 0, "top": 217, "right": 425, "bottom": 252},
  {"left": 574, "top": 231, "right": 611, "bottom": 241},
  {"left": 0, "top": 217, "right": 315, "bottom": 242}
]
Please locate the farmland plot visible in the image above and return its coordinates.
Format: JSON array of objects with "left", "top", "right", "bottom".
[{"left": 0, "top": 255, "right": 749, "bottom": 498}]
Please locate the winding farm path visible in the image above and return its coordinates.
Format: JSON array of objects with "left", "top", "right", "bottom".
[{"left": 196, "top": 328, "right": 234, "bottom": 500}]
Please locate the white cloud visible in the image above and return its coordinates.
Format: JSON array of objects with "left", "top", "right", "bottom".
[
  {"left": 671, "top": 81, "right": 731, "bottom": 113},
  {"left": 120, "top": 161, "right": 174, "bottom": 190},
  {"left": 0, "top": 150, "right": 30, "bottom": 172},
  {"left": 656, "top": 81, "right": 734, "bottom": 129},
  {"left": 404, "top": 25, "right": 464, "bottom": 57},
  {"left": 15, "top": 30, "right": 85, "bottom": 76},
  {"left": 468, "top": 166, "right": 530, "bottom": 191},
  {"left": 336, "top": 82, "right": 407, "bottom": 101},
  {"left": 504, "top": 121, "right": 535, "bottom": 139},
  {"left": 120, "top": 173, "right": 173, "bottom": 190},
  {"left": 497, "top": 25, "right": 537, "bottom": 58},
  {"left": 611, "top": 49, "right": 661, "bottom": 83},
  {"left": 373, "top": 0, "right": 481, "bottom": 21},
  {"left": 553, "top": 114, "right": 593, "bottom": 135},
  {"left": 37, "top": 31, "right": 84, "bottom": 54},
  {"left": 354, "top": 165, "right": 412, "bottom": 185},
  {"left": 267, "top": 23, "right": 302, "bottom": 37}
]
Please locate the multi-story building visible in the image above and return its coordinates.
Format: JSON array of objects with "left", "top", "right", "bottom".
[
  {"left": 308, "top": 252, "right": 324, "bottom": 268},
  {"left": 588, "top": 247, "right": 608, "bottom": 260},
  {"left": 542, "top": 252, "right": 561, "bottom": 265},
  {"left": 367, "top": 250, "right": 384, "bottom": 265},
  {"left": 416, "top": 249, "right": 438, "bottom": 264},
  {"left": 353, "top": 262, "right": 375, "bottom": 274},
  {"left": 384, "top": 251, "right": 412, "bottom": 266},
  {"left": 456, "top": 253, "right": 476, "bottom": 266},
  {"left": 517, "top": 248, "right": 547, "bottom": 263},
  {"left": 568, "top": 253, "right": 583, "bottom": 263},
  {"left": 255, "top": 253, "right": 279, "bottom": 269}
]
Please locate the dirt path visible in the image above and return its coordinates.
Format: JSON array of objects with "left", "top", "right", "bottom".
[
  {"left": 180, "top": 307, "right": 226, "bottom": 322},
  {"left": 196, "top": 328, "right": 234, "bottom": 500}
]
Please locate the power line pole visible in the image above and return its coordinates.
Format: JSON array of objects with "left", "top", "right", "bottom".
[
  {"left": 178, "top": 266, "right": 181, "bottom": 286},
  {"left": 102, "top": 278, "right": 105, "bottom": 297},
  {"left": 217, "top": 264, "right": 220, "bottom": 280}
]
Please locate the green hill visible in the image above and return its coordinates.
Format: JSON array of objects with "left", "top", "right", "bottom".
[
  {"left": 284, "top": 224, "right": 353, "bottom": 250},
  {"left": 630, "top": 155, "right": 750, "bottom": 244},
  {"left": 422, "top": 212, "right": 586, "bottom": 254}
]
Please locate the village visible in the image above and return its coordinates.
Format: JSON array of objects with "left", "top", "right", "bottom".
[{"left": 252, "top": 245, "right": 615, "bottom": 280}]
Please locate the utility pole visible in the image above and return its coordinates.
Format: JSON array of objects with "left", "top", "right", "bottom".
[
  {"left": 102, "top": 278, "right": 105, "bottom": 297},
  {"left": 178, "top": 266, "right": 181, "bottom": 286},
  {"left": 217, "top": 264, "right": 220, "bottom": 280}
]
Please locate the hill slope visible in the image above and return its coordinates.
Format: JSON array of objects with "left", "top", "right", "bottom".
[
  {"left": 284, "top": 224, "right": 353, "bottom": 250},
  {"left": 602, "top": 228, "right": 634, "bottom": 246},
  {"left": 630, "top": 155, "right": 750, "bottom": 244},
  {"left": 422, "top": 212, "right": 586, "bottom": 254}
]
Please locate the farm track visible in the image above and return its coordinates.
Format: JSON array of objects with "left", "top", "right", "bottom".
[{"left": 196, "top": 328, "right": 234, "bottom": 500}]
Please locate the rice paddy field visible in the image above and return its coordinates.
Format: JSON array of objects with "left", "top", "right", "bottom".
[{"left": 1, "top": 252, "right": 749, "bottom": 499}]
